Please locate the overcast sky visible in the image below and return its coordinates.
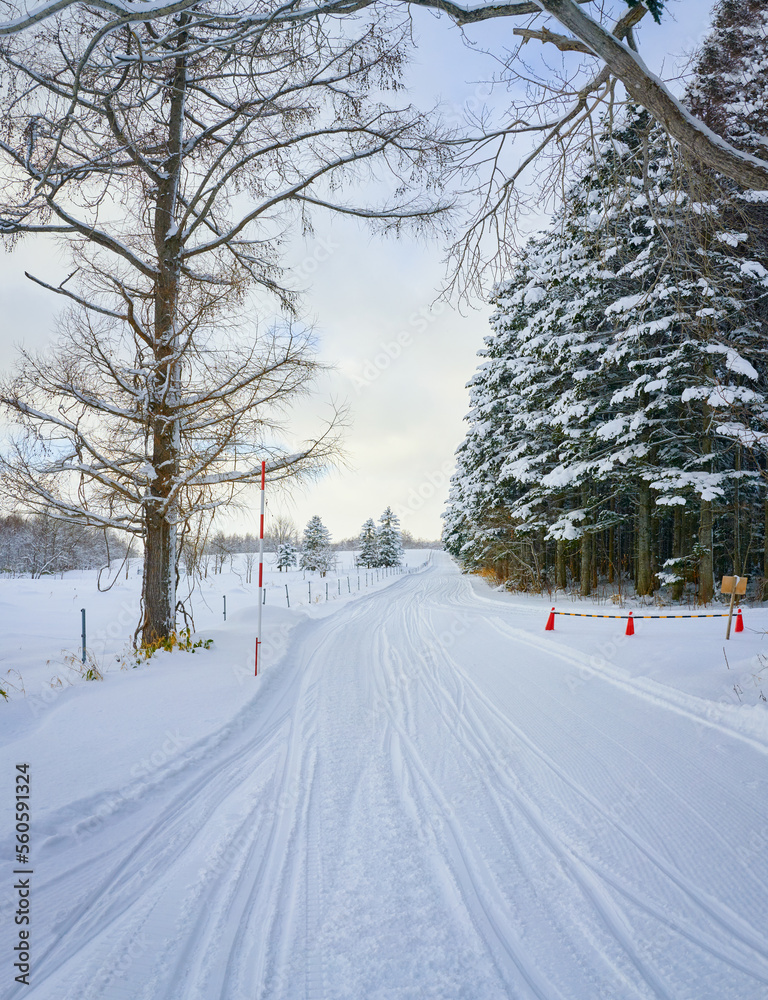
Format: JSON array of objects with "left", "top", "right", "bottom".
[{"left": 0, "top": 1, "right": 716, "bottom": 543}]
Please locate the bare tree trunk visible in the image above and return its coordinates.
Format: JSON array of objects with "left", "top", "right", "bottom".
[
  {"left": 141, "top": 26, "right": 187, "bottom": 645},
  {"left": 591, "top": 532, "right": 598, "bottom": 591},
  {"left": 698, "top": 499, "right": 714, "bottom": 604},
  {"left": 556, "top": 539, "right": 567, "bottom": 590},
  {"left": 608, "top": 508, "right": 615, "bottom": 584},
  {"left": 671, "top": 505, "right": 684, "bottom": 601},
  {"left": 673, "top": 504, "right": 683, "bottom": 561},
  {"left": 763, "top": 500, "right": 768, "bottom": 601},
  {"left": 576, "top": 483, "right": 589, "bottom": 596},
  {"left": 579, "top": 531, "right": 591, "bottom": 597},
  {"left": 636, "top": 479, "right": 653, "bottom": 596},
  {"left": 697, "top": 392, "right": 715, "bottom": 605}
]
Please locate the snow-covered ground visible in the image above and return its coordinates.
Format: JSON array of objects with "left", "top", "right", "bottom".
[
  {"left": 2, "top": 551, "right": 768, "bottom": 998},
  {"left": 0, "top": 550, "right": 430, "bottom": 709}
]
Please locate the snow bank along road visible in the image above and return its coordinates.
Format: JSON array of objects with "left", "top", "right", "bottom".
[{"left": 5, "top": 553, "right": 768, "bottom": 999}]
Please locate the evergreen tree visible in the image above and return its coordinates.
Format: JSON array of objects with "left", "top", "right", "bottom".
[
  {"left": 686, "top": 1, "right": 768, "bottom": 163},
  {"left": 276, "top": 542, "right": 298, "bottom": 572},
  {"left": 358, "top": 518, "right": 379, "bottom": 568},
  {"left": 683, "top": 0, "right": 768, "bottom": 595},
  {"left": 377, "top": 507, "right": 404, "bottom": 567},
  {"left": 300, "top": 516, "right": 333, "bottom": 576},
  {"left": 444, "top": 93, "right": 768, "bottom": 598}
]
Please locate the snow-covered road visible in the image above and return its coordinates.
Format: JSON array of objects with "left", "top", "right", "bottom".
[{"left": 5, "top": 554, "right": 768, "bottom": 999}]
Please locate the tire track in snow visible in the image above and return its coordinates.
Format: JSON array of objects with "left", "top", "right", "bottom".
[
  {"left": 378, "top": 595, "right": 672, "bottom": 999},
  {"left": 428, "top": 610, "right": 768, "bottom": 974},
  {"left": 440, "top": 577, "right": 768, "bottom": 914},
  {"left": 425, "top": 572, "right": 768, "bottom": 899},
  {"left": 14, "top": 724, "right": 285, "bottom": 999},
  {"left": 303, "top": 766, "right": 326, "bottom": 1000},
  {"left": 409, "top": 567, "right": 768, "bottom": 992},
  {"left": 11, "top": 557, "right": 768, "bottom": 999},
  {"left": 375, "top": 627, "right": 573, "bottom": 1000},
  {"left": 426, "top": 654, "right": 768, "bottom": 988},
  {"left": 380, "top": 583, "right": 642, "bottom": 995},
  {"left": 455, "top": 577, "right": 768, "bottom": 757},
  {"left": 9, "top": 610, "right": 353, "bottom": 1000}
]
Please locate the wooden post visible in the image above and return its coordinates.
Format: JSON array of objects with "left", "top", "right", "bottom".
[
  {"left": 721, "top": 575, "right": 747, "bottom": 639},
  {"left": 726, "top": 577, "right": 738, "bottom": 640}
]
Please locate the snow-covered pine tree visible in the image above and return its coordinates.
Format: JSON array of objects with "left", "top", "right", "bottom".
[
  {"left": 685, "top": 0, "right": 768, "bottom": 595},
  {"left": 686, "top": 1, "right": 768, "bottom": 164},
  {"left": 276, "top": 542, "right": 298, "bottom": 572},
  {"left": 377, "top": 507, "right": 404, "bottom": 567},
  {"left": 300, "top": 516, "right": 333, "bottom": 576},
  {"left": 444, "top": 93, "right": 768, "bottom": 599},
  {"left": 358, "top": 518, "right": 379, "bottom": 568}
]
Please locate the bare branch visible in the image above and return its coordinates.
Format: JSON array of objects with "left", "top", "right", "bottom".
[
  {"left": 24, "top": 271, "right": 127, "bottom": 320},
  {"left": 512, "top": 26, "right": 592, "bottom": 53}
]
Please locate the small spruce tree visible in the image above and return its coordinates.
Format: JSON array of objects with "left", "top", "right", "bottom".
[
  {"left": 300, "top": 516, "right": 333, "bottom": 576},
  {"left": 276, "top": 541, "right": 297, "bottom": 572},
  {"left": 358, "top": 517, "right": 379, "bottom": 568},
  {"left": 377, "top": 507, "right": 404, "bottom": 567}
]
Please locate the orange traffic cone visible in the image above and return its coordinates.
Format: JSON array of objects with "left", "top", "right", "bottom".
[
  {"left": 735, "top": 608, "right": 744, "bottom": 633},
  {"left": 625, "top": 611, "right": 635, "bottom": 636},
  {"left": 545, "top": 607, "right": 555, "bottom": 631}
]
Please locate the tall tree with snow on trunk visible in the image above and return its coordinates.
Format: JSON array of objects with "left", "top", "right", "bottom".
[{"left": 0, "top": 4, "right": 449, "bottom": 645}]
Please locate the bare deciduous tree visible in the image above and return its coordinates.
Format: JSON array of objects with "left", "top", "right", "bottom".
[
  {"left": 0, "top": 3, "right": 449, "bottom": 643},
  {"left": 1, "top": 0, "right": 765, "bottom": 191},
  {"left": 266, "top": 514, "right": 299, "bottom": 553},
  {"left": 405, "top": 0, "right": 768, "bottom": 294},
  {"left": 416, "top": 0, "right": 768, "bottom": 190}
]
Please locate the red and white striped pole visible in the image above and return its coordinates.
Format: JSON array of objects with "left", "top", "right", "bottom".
[{"left": 255, "top": 460, "right": 266, "bottom": 675}]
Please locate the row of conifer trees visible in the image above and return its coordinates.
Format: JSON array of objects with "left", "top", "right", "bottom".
[{"left": 443, "top": 0, "right": 768, "bottom": 601}]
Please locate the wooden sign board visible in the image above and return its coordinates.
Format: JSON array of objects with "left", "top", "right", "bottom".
[{"left": 721, "top": 575, "right": 747, "bottom": 595}]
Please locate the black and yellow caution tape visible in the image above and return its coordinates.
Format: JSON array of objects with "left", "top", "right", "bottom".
[{"left": 553, "top": 611, "right": 730, "bottom": 620}]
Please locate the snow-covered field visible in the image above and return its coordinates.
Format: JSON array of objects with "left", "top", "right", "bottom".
[
  {"left": 2, "top": 551, "right": 768, "bottom": 998},
  {"left": 0, "top": 550, "right": 429, "bottom": 710}
]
